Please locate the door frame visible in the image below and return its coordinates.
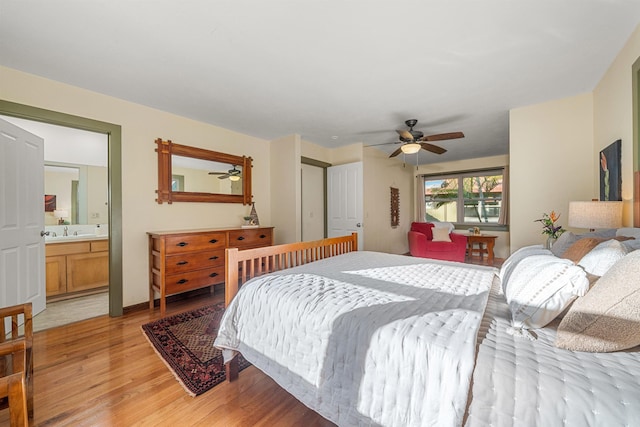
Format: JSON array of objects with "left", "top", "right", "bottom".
[
  {"left": 301, "top": 156, "right": 331, "bottom": 238},
  {"left": 0, "top": 100, "right": 123, "bottom": 316}
]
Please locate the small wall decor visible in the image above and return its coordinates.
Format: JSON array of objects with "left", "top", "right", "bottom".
[
  {"left": 390, "top": 187, "right": 399, "bottom": 228},
  {"left": 600, "top": 139, "right": 622, "bottom": 201},
  {"left": 44, "top": 194, "right": 56, "bottom": 212},
  {"left": 249, "top": 202, "right": 260, "bottom": 226}
]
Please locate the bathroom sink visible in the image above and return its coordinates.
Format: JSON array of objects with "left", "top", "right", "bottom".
[{"left": 45, "top": 233, "right": 103, "bottom": 242}]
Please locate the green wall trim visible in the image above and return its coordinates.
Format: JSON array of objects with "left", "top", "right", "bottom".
[
  {"left": 633, "top": 56, "right": 640, "bottom": 172},
  {"left": 0, "top": 99, "right": 124, "bottom": 317}
]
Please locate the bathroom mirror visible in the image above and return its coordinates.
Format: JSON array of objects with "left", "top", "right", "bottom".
[
  {"left": 155, "top": 138, "right": 252, "bottom": 204},
  {"left": 44, "top": 162, "right": 108, "bottom": 225}
]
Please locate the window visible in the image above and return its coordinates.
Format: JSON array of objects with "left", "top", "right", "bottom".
[{"left": 422, "top": 168, "right": 505, "bottom": 226}]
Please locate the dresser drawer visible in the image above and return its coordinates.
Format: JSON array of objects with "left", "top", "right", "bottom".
[
  {"left": 163, "top": 232, "right": 227, "bottom": 254},
  {"left": 228, "top": 228, "right": 273, "bottom": 249},
  {"left": 164, "top": 266, "right": 225, "bottom": 294},
  {"left": 163, "top": 250, "right": 225, "bottom": 275}
]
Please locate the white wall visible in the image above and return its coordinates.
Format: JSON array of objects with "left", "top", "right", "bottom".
[
  {"left": 363, "top": 147, "right": 414, "bottom": 254},
  {"left": 270, "top": 134, "right": 301, "bottom": 244},
  {"left": 510, "top": 93, "right": 594, "bottom": 252},
  {"left": 594, "top": 23, "right": 640, "bottom": 225}
]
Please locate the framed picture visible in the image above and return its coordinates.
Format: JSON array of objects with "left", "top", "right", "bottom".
[
  {"left": 600, "top": 139, "right": 622, "bottom": 201},
  {"left": 44, "top": 194, "right": 56, "bottom": 212}
]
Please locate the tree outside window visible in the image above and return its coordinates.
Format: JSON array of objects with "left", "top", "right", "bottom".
[{"left": 423, "top": 169, "right": 503, "bottom": 225}]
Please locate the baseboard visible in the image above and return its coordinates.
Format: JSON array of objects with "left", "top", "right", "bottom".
[{"left": 123, "top": 284, "right": 224, "bottom": 315}]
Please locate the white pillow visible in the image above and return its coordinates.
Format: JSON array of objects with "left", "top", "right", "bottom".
[
  {"left": 578, "top": 239, "right": 629, "bottom": 276},
  {"left": 499, "top": 245, "right": 551, "bottom": 294},
  {"left": 431, "top": 227, "right": 452, "bottom": 242},
  {"left": 504, "top": 254, "right": 590, "bottom": 329},
  {"left": 433, "top": 221, "right": 455, "bottom": 233}
]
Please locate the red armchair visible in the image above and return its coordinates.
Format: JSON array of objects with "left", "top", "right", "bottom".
[{"left": 408, "top": 222, "right": 468, "bottom": 262}]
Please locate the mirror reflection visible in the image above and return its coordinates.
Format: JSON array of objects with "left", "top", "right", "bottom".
[
  {"left": 155, "top": 138, "right": 252, "bottom": 204},
  {"left": 44, "top": 163, "right": 108, "bottom": 225},
  {"left": 171, "top": 155, "right": 243, "bottom": 195}
]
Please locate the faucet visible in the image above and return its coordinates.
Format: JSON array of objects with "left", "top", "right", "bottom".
[{"left": 63, "top": 226, "right": 68, "bottom": 236}]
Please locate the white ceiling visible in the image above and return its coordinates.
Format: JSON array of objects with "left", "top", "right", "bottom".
[{"left": 2, "top": 1, "right": 640, "bottom": 164}]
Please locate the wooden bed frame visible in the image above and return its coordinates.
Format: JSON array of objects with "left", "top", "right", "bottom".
[{"left": 223, "top": 232, "right": 358, "bottom": 380}]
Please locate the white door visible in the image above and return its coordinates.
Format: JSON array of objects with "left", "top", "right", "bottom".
[
  {"left": 327, "top": 161, "right": 363, "bottom": 249},
  {"left": 0, "top": 118, "right": 46, "bottom": 315}
]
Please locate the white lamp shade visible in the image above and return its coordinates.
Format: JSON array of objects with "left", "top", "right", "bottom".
[
  {"left": 229, "top": 175, "right": 241, "bottom": 182},
  {"left": 568, "top": 201, "right": 623, "bottom": 229},
  {"left": 400, "top": 143, "right": 421, "bottom": 154}
]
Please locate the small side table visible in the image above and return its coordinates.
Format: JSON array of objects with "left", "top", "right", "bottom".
[{"left": 466, "top": 234, "right": 498, "bottom": 266}]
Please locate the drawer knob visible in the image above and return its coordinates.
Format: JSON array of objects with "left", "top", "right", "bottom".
[
  {"left": 209, "top": 272, "right": 219, "bottom": 278},
  {"left": 209, "top": 256, "right": 219, "bottom": 260},
  {"left": 260, "top": 234, "right": 266, "bottom": 238},
  {"left": 176, "top": 242, "right": 188, "bottom": 247},
  {"left": 176, "top": 279, "right": 189, "bottom": 285},
  {"left": 237, "top": 236, "right": 245, "bottom": 241},
  {"left": 176, "top": 261, "right": 189, "bottom": 266},
  {"left": 209, "top": 239, "right": 218, "bottom": 244}
]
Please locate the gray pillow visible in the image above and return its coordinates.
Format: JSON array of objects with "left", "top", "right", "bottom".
[
  {"left": 550, "top": 229, "right": 618, "bottom": 257},
  {"left": 556, "top": 249, "right": 640, "bottom": 352},
  {"left": 550, "top": 231, "right": 579, "bottom": 257}
]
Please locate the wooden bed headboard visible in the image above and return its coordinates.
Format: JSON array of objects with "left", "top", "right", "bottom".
[{"left": 224, "top": 233, "right": 358, "bottom": 306}]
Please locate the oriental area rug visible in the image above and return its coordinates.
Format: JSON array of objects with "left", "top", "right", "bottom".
[{"left": 141, "top": 302, "right": 250, "bottom": 396}]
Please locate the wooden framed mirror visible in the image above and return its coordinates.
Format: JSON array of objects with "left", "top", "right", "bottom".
[{"left": 155, "top": 138, "right": 252, "bottom": 204}]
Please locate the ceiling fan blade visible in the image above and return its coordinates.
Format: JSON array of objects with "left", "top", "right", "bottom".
[
  {"left": 208, "top": 171, "right": 227, "bottom": 175},
  {"left": 217, "top": 174, "right": 230, "bottom": 180},
  {"left": 389, "top": 147, "right": 403, "bottom": 158},
  {"left": 396, "top": 130, "right": 414, "bottom": 141},
  {"left": 365, "top": 141, "right": 402, "bottom": 147},
  {"left": 424, "top": 132, "right": 465, "bottom": 142},
  {"left": 420, "top": 142, "right": 447, "bottom": 155}
]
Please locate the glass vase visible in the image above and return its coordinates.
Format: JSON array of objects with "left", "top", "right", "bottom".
[{"left": 545, "top": 236, "right": 557, "bottom": 250}]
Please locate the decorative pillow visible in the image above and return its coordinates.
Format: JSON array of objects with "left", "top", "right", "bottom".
[
  {"left": 550, "top": 231, "right": 579, "bottom": 257},
  {"left": 499, "top": 245, "right": 550, "bottom": 294},
  {"left": 561, "top": 238, "right": 605, "bottom": 263},
  {"left": 504, "top": 254, "right": 590, "bottom": 329},
  {"left": 433, "top": 221, "right": 455, "bottom": 233},
  {"left": 578, "top": 239, "right": 628, "bottom": 276},
  {"left": 556, "top": 250, "right": 640, "bottom": 352},
  {"left": 431, "top": 227, "right": 452, "bottom": 242}
]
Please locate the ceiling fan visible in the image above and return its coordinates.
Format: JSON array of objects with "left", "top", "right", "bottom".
[
  {"left": 368, "top": 119, "right": 464, "bottom": 158},
  {"left": 209, "top": 165, "right": 241, "bottom": 181}
]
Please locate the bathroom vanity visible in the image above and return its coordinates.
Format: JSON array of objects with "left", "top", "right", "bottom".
[{"left": 45, "top": 236, "right": 109, "bottom": 300}]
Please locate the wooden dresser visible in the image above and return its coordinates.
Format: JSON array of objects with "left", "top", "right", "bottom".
[{"left": 148, "top": 226, "right": 274, "bottom": 315}]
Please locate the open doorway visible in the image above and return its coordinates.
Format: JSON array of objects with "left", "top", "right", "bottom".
[
  {"left": 1, "top": 116, "right": 110, "bottom": 330},
  {"left": 0, "top": 100, "right": 123, "bottom": 323}
]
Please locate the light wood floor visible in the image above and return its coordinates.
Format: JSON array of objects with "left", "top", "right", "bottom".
[{"left": 1, "top": 292, "right": 335, "bottom": 427}]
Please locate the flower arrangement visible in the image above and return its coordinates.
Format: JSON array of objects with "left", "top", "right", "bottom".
[{"left": 535, "top": 211, "right": 565, "bottom": 239}]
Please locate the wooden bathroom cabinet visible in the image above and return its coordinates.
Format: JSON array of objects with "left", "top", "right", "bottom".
[{"left": 45, "top": 239, "right": 109, "bottom": 299}]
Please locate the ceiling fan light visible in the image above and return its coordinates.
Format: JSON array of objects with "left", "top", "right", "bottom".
[
  {"left": 229, "top": 175, "right": 241, "bottom": 182},
  {"left": 401, "top": 142, "right": 421, "bottom": 154}
]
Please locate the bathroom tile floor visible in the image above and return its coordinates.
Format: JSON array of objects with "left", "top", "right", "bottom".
[{"left": 33, "top": 292, "right": 109, "bottom": 332}]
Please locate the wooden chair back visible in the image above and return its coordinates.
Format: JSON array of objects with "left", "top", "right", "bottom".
[
  {"left": 0, "top": 340, "right": 28, "bottom": 426},
  {"left": 0, "top": 303, "right": 33, "bottom": 421}
]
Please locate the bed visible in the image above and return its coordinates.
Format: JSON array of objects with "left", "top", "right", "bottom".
[{"left": 214, "top": 231, "right": 640, "bottom": 426}]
